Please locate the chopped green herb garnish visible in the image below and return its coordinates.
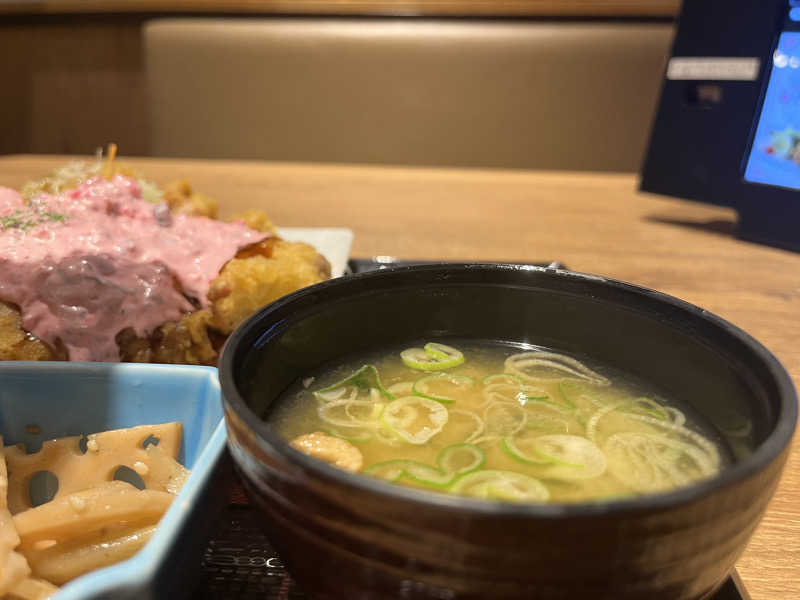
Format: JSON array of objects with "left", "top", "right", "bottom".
[
  {"left": 42, "top": 210, "right": 66, "bottom": 223},
  {"left": 0, "top": 206, "right": 68, "bottom": 232}
]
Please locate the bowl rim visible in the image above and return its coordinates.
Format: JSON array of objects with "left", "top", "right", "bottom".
[{"left": 219, "top": 263, "right": 798, "bottom": 518}]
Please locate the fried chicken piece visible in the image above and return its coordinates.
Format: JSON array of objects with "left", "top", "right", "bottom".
[
  {"left": 0, "top": 301, "right": 64, "bottom": 361},
  {"left": 0, "top": 299, "right": 218, "bottom": 366},
  {"left": 117, "top": 239, "right": 330, "bottom": 364},
  {"left": 208, "top": 239, "right": 331, "bottom": 335},
  {"left": 162, "top": 180, "right": 218, "bottom": 218},
  {"left": 0, "top": 238, "right": 330, "bottom": 365},
  {"left": 2, "top": 176, "right": 330, "bottom": 364},
  {"left": 117, "top": 310, "right": 219, "bottom": 365},
  {"left": 228, "top": 209, "right": 277, "bottom": 235}
]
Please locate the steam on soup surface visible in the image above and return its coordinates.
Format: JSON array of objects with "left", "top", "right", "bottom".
[{"left": 272, "top": 342, "right": 724, "bottom": 503}]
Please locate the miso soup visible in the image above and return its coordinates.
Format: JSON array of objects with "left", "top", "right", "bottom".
[{"left": 272, "top": 342, "right": 725, "bottom": 503}]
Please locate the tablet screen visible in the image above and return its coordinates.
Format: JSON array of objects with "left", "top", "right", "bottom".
[{"left": 744, "top": 31, "right": 800, "bottom": 191}]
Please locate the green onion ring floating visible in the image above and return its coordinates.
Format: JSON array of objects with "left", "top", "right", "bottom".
[
  {"left": 318, "top": 399, "right": 384, "bottom": 428},
  {"left": 401, "top": 343, "right": 465, "bottom": 371},
  {"left": 620, "top": 397, "right": 670, "bottom": 421},
  {"left": 364, "top": 459, "right": 455, "bottom": 488},
  {"left": 501, "top": 435, "right": 554, "bottom": 466},
  {"left": 365, "top": 443, "right": 485, "bottom": 489},
  {"left": 481, "top": 374, "right": 551, "bottom": 408},
  {"left": 402, "top": 461, "right": 456, "bottom": 487},
  {"left": 483, "top": 401, "right": 527, "bottom": 436},
  {"left": 483, "top": 373, "right": 549, "bottom": 400},
  {"left": 481, "top": 373, "right": 524, "bottom": 386},
  {"left": 505, "top": 351, "right": 610, "bottom": 386},
  {"left": 450, "top": 470, "right": 550, "bottom": 502},
  {"left": 437, "top": 443, "right": 485, "bottom": 475},
  {"left": 325, "top": 427, "right": 372, "bottom": 443},
  {"left": 387, "top": 381, "right": 414, "bottom": 395},
  {"left": 382, "top": 396, "right": 449, "bottom": 444},
  {"left": 413, "top": 373, "right": 475, "bottom": 403},
  {"left": 315, "top": 364, "right": 395, "bottom": 400},
  {"left": 532, "top": 434, "right": 607, "bottom": 481},
  {"left": 449, "top": 408, "right": 485, "bottom": 444},
  {"left": 364, "top": 460, "right": 407, "bottom": 482}
]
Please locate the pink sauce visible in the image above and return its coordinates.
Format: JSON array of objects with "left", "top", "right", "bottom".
[{"left": 0, "top": 176, "right": 265, "bottom": 361}]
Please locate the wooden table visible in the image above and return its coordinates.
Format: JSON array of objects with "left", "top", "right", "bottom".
[{"left": 1, "top": 155, "right": 798, "bottom": 599}]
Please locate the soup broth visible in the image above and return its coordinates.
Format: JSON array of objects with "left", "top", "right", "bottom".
[{"left": 272, "top": 342, "right": 724, "bottom": 503}]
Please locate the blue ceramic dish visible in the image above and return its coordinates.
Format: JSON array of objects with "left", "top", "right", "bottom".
[{"left": 0, "top": 362, "right": 226, "bottom": 600}]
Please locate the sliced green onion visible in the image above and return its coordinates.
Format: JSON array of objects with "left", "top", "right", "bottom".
[
  {"left": 467, "top": 435, "right": 501, "bottom": 446},
  {"left": 664, "top": 407, "right": 687, "bottom": 427},
  {"left": 412, "top": 373, "right": 474, "bottom": 404},
  {"left": 450, "top": 470, "right": 550, "bottom": 502},
  {"left": 525, "top": 414, "right": 572, "bottom": 434},
  {"left": 623, "top": 414, "right": 720, "bottom": 467},
  {"left": 621, "top": 397, "right": 670, "bottom": 421},
  {"left": 505, "top": 351, "right": 610, "bottom": 386},
  {"left": 523, "top": 388, "right": 552, "bottom": 402},
  {"left": 325, "top": 427, "right": 372, "bottom": 443},
  {"left": 373, "top": 426, "right": 402, "bottom": 446},
  {"left": 318, "top": 399, "right": 384, "bottom": 428},
  {"left": 364, "top": 460, "right": 407, "bottom": 482},
  {"left": 531, "top": 434, "right": 607, "bottom": 480},
  {"left": 437, "top": 443, "right": 485, "bottom": 475},
  {"left": 384, "top": 402, "right": 418, "bottom": 429},
  {"left": 449, "top": 409, "right": 485, "bottom": 444},
  {"left": 401, "top": 348, "right": 442, "bottom": 371},
  {"left": 557, "top": 381, "right": 583, "bottom": 409},
  {"left": 382, "top": 396, "right": 448, "bottom": 444},
  {"left": 520, "top": 393, "right": 567, "bottom": 412},
  {"left": 501, "top": 435, "right": 553, "bottom": 466},
  {"left": 364, "top": 459, "right": 455, "bottom": 488},
  {"left": 401, "top": 343, "right": 465, "bottom": 371},
  {"left": 387, "top": 381, "right": 414, "bottom": 395},
  {"left": 424, "top": 342, "right": 464, "bottom": 362},
  {"left": 315, "top": 364, "right": 395, "bottom": 400},
  {"left": 314, "top": 387, "right": 348, "bottom": 402},
  {"left": 482, "top": 373, "right": 550, "bottom": 408},
  {"left": 346, "top": 401, "right": 384, "bottom": 423},
  {"left": 481, "top": 373, "right": 523, "bottom": 386},
  {"left": 604, "top": 431, "right": 718, "bottom": 493},
  {"left": 402, "top": 461, "right": 456, "bottom": 487},
  {"left": 484, "top": 401, "right": 527, "bottom": 436},
  {"left": 481, "top": 383, "right": 526, "bottom": 407},
  {"left": 585, "top": 401, "right": 628, "bottom": 442}
]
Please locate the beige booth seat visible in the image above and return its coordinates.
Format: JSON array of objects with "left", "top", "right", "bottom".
[{"left": 144, "top": 18, "right": 673, "bottom": 171}]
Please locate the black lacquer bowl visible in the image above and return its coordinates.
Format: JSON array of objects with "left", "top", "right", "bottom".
[{"left": 219, "top": 264, "right": 797, "bottom": 600}]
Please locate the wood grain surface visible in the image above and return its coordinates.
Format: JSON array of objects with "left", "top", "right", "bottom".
[
  {"left": 1, "top": 155, "right": 797, "bottom": 599},
  {"left": 0, "top": 0, "right": 680, "bottom": 17}
]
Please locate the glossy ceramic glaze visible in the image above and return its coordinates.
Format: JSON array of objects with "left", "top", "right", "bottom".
[{"left": 219, "top": 264, "right": 797, "bottom": 600}]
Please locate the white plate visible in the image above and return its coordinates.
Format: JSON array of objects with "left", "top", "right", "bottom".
[{"left": 276, "top": 227, "right": 354, "bottom": 278}]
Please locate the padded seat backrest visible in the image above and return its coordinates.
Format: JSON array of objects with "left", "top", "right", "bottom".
[{"left": 144, "top": 18, "right": 673, "bottom": 171}]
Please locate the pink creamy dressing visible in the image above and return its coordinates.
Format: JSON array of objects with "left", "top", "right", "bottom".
[{"left": 0, "top": 176, "right": 265, "bottom": 361}]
